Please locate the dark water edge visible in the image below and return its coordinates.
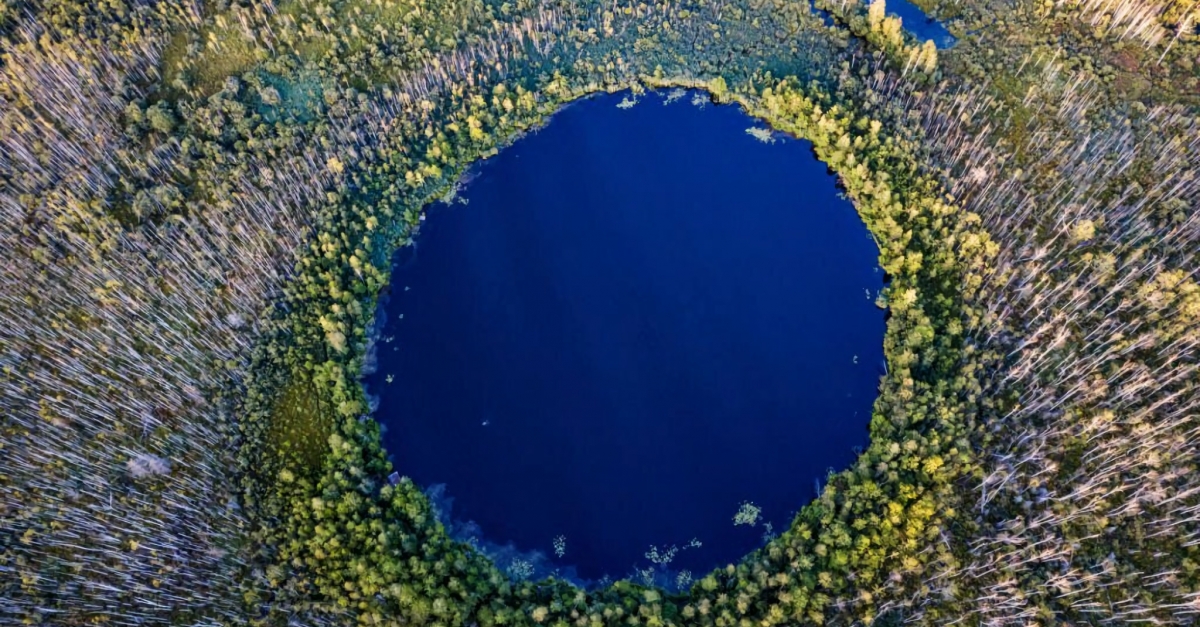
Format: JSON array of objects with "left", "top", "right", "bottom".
[{"left": 366, "top": 89, "right": 887, "bottom": 585}]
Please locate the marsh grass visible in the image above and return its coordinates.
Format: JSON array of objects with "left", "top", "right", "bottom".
[{"left": 268, "top": 377, "right": 332, "bottom": 476}]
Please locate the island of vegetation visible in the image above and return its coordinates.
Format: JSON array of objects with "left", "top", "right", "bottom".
[{"left": 0, "top": 0, "right": 1196, "bottom": 626}]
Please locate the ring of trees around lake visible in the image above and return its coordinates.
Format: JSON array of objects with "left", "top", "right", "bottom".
[
  {"left": 365, "top": 87, "right": 890, "bottom": 586},
  {"left": 0, "top": 0, "right": 1197, "bottom": 626}
]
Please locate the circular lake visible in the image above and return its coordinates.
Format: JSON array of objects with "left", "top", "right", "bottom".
[{"left": 367, "top": 90, "right": 885, "bottom": 585}]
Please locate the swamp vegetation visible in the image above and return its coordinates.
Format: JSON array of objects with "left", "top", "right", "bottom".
[{"left": 0, "top": 0, "right": 1196, "bottom": 625}]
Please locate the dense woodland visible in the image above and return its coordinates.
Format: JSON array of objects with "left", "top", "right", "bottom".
[{"left": 0, "top": 0, "right": 1196, "bottom": 625}]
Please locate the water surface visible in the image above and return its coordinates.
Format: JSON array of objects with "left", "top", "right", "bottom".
[
  {"left": 368, "top": 90, "right": 886, "bottom": 584},
  {"left": 808, "top": 0, "right": 955, "bottom": 48},
  {"left": 888, "top": 0, "right": 955, "bottom": 48}
]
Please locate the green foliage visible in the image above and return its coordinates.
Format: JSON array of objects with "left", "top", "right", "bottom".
[
  {"left": 268, "top": 377, "right": 333, "bottom": 477},
  {"left": 2, "top": 0, "right": 1197, "bottom": 625}
]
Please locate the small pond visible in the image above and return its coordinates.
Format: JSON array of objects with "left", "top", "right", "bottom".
[
  {"left": 887, "top": 0, "right": 955, "bottom": 48},
  {"left": 367, "top": 90, "right": 886, "bottom": 586},
  {"left": 809, "top": 0, "right": 956, "bottom": 49}
]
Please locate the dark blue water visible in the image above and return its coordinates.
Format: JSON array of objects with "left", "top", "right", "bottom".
[{"left": 368, "top": 90, "right": 885, "bottom": 584}]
